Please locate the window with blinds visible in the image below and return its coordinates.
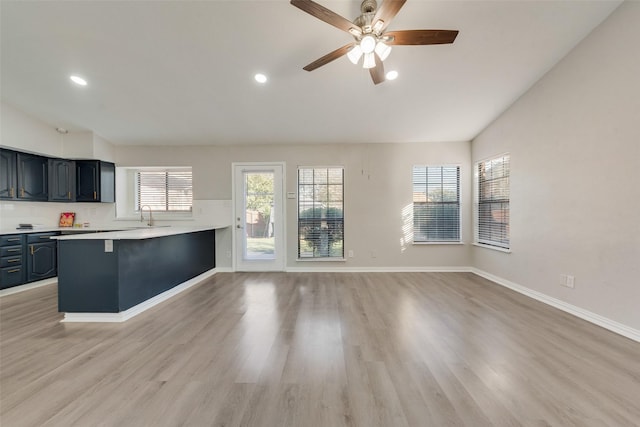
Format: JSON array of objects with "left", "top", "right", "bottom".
[
  {"left": 136, "top": 169, "right": 193, "bottom": 212},
  {"left": 412, "top": 166, "right": 461, "bottom": 242},
  {"left": 298, "top": 167, "right": 344, "bottom": 259},
  {"left": 476, "top": 154, "right": 510, "bottom": 249}
]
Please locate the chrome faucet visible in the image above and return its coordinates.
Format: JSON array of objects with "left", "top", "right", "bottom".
[{"left": 140, "top": 205, "right": 154, "bottom": 226}]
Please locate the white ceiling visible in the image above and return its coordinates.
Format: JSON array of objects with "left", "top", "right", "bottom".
[{"left": 0, "top": 0, "right": 621, "bottom": 146}]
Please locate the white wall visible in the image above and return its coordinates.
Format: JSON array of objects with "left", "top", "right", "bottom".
[
  {"left": 115, "top": 142, "right": 472, "bottom": 270},
  {"left": 61, "top": 132, "right": 94, "bottom": 159},
  {"left": 471, "top": 1, "right": 640, "bottom": 330},
  {"left": 1, "top": 103, "right": 64, "bottom": 156},
  {"left": 1, "top": 101, "right": 117, "bottom": 161},
  {"left": 0, "top": 102, "right": 119, "bottom": 230}
]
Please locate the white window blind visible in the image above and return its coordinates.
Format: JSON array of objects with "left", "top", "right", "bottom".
[
  {"left": 476, "top": 155, "right": 510, "bottom": 249},
  {"left": 137, "top": 170, "right": 192, "bottom": 212},
  {"left": 298, "top": 167, "right": 344, "bottom": 258},
  {"left": 413, "top": 166, "right": 461, "bottom": 242}
]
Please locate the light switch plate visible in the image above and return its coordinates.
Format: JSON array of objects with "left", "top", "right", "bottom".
[{"left": 287, "top": 192, "right": 296, "bottom": 199}]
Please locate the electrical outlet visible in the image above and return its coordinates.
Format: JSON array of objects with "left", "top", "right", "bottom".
[
  {"left": 566, "top": 275, "right": 575, "bottom": 288},
  {"left": 104, "top": 239, "right": 113, "bottom": 253},
  {"left": 560, "top": 274, "right": 575, "bottom": 288},
  {"left": 348, "top": 250, "right": 354, "bottom": 258}
]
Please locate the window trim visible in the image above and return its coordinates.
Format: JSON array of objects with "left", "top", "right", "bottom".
[
  {"left": 136, "top": 169, "right": 193, "bottom": 213},
  {"left": 115, "top": 166, "right": 194, "bottom": 220},
  {"left": 412, "top": 164, "right": 462, "bottom": 244},
  {"left": 297, "top": 166, "right": 345, "bottom": 260},
  {"left": 474, "top": 153, "right": 510, "bottom": 251}
]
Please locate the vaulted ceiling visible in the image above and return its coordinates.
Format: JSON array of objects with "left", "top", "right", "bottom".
[{"left": 0, "top": 0, "right": 621, "bottom": 146}]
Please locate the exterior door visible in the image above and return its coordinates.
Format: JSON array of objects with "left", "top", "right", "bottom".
[{"left": 233, "top": 163, "right": 285, "bottom": 271}]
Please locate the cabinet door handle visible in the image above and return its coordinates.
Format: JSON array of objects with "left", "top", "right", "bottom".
[
  {"left": 93, "top": 191, "right": 97, "bottom": 200},
  {"left": 7, "top": 248, "right": 19, "bottom": 252},
  {"left": 10, "top": 188, "right": 14, "bottom": 197},
  {"left": 7, "top": 269, "right": 20, "bottom": 274},
  {"left": 7, "top": 259, "right": 19, "bottom": 263},
  {"left": 68, "top": 191, "right": 71, "bottom": 200},
  {"left": 20, "top": 188, "right": 25, "bottom": 197},
  {"left": 30, "top": 245, "right": 34, "bottom": 255},
  {"left": 7, "top": 238, "right": 20, "bottom": 242}
]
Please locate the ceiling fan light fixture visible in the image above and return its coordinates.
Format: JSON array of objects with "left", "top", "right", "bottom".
[
  {"left": 363, "top": 52, "right": 376, "bottom": 69},
  {"left": 347, "top": 45, "right": 363, "bottom": 65},
  {"left": 374, "top": 41, "right": 392, "bottom": 61},
  {"left": 372, "top": 19, "right": 384, "bottom": 34},
  {"left": 360, "top": 35, "right": 376, "bottom": 54},
  {"left": 386, "top": 70, "right": 399, "bottom": 81}
]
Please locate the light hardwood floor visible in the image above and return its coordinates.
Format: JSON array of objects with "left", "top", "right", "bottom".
[{"left": 1, "top": 272, "right": 639, "bottom": 426}]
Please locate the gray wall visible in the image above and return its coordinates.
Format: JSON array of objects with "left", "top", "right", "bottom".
[
  {"left": 115, "top": 141, "right": 472, "bottom": 270},
  {"left": 471, "top": 1, "right": 640, "bottom": 330}
]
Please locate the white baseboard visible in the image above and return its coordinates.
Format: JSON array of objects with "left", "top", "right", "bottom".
[
  {"left": 0, "top": 278, "right": 57, "bottom": 297},
  {"left": 214, "top": 267, "right": 234, "bottom": 273},
  {"left": 286, "top": 266, "right": 472, "bottom": 273},
  {"left": 470, "top": 268, "right": 640, "bottom": 343},
  {"left": 62, "top": 268, "right": 218, "bottom": 323}
]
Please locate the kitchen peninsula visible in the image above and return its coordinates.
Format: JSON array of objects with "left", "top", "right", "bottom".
[{"left": 53, "top": 226, "right": 223, "bottom": 322}]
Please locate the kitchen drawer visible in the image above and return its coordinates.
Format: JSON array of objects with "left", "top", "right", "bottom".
[
  {"left": 0, "top": 235, "right": 24, "bottom": 247},
  {"left": 0, "top": 256, "right": 22, "bottom": 267},
  {"left": 0, "top": 245, "right": 22, "bottom": 257},
  {"left": 26, "top": 232, "right": 59, "bottom": 243},
  {"left": 1, "top": 266, "right": 24, "bottom": 289}
]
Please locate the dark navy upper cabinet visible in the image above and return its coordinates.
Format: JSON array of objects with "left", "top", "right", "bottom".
[
  {"left": 1, "top": 149, "right": 18, "bottom": 200},
  {"left": 17, "top": 152, "right": 48, "bottom": 201},
  {"left": 48, "top": 158, "right": 76, "bottom": 202},
  {"left": 76, "top": 160, "right": 115, "bottom": 203}
]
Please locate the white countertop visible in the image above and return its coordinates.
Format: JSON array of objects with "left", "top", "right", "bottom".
[
  {"left": 51, "top": 225, "right": 227, "bottom": 240},
  {"left": 0, "top": 226, "right": 130, "bottom": 235}
]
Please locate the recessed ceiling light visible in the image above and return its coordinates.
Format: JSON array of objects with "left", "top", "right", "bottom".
[
  {"left": 254, "top": 73, "right": 267, "bottom": 84},
  {"left": 70, "top": 75, "right": 88, "bottom": 86},
  {"left": 386, "top": 70, "right": 398, "bottom": 81}
]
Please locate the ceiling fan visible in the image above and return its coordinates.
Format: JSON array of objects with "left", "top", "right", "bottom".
[{"left": 290, "top": 0, "right": 459, "bottom": 84}]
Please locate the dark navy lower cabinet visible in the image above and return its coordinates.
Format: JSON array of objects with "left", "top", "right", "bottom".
[
  {"left": 1, "top": 232, "right": 71, "bottom": 289},
  {"left": 27, "top": 242, "right": 57, "bottom": 282},
  {"left": 58, "top": 230, "right": 215, "bottom": 313},
  {"left": 25, "top": 232, "right": 59, "bottom": 283},
  {"left": 0, "top": 234, "right": 26, "bottom": 289}
]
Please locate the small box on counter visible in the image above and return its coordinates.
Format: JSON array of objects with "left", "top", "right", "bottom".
[{"left": 59, "top": 212, "right": 76, "bottom": 227}]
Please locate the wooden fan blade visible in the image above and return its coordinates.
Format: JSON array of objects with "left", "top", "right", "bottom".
[
  {"left": 303, "top": 43, "right": 355, "bottom": 72},
  {"left": 291, "top": 0, "right": 362, "bottom": 36},
  {"left": 372, "top": 0, "right": 407, "bottom": 33},
  {"left": 385, "top": 30, "right": 459, "bottom": 45},
  {"left": 369, "top": 55, "right": 385, "bottom": 85}
]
